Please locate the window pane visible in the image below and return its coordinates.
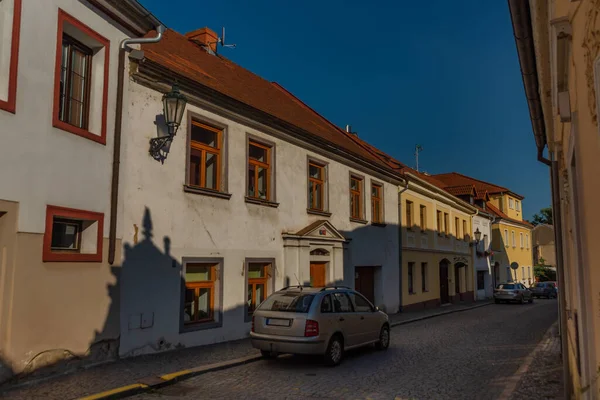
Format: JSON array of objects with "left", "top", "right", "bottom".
[
  {"left": 314, "top": 182, "right": 322, "bottom": 209},
  {"left": 184, "top": 288, "right": 196, "bottom": 323},
  {"left": 248, "top": 163, "right": 256, "bottom": 196},
  {"left": 189, "top": 151, "right": 201, "bottom": 186},
  {"left": 249, "top": 143, "right": 267, "bottom": 163},
  {"left": 320, "top": 295, "right": 332, "bottom": 313},
  {"left": 71, "top": 49, "right": 87, "bottom": 77},
  {"left": 309, "top": 164, "right": 321, "bottom": 179},
  {"left": 191, "top": 124, "right": 218, "bottom": 147},
  {"left": 256, "top": 284, "right": 265, "bottom": 305},
  {"left": 308, "top": 180, "right": 314, "bottom": 207},
  {"left": 350, "top": 178, "right": 359, "bottom": 191},
  {"left": 247, "top": 283, "right": 253, "bottom": 312},
  {"left": 51, "top": 220, "right": 80, "bottom": 250},
  {"left": 332, "top": 293, "right": 353, "bottom": 312},
  {"left": 349, "top": 293, "right": 372, "bottom": 312},
  {"left": 185, "top": 264, "right": 212, "bottom": 282},
  {"left": 374, "top": 201, "right": 381, "bottom": 221},
  {"left": 205, "top": 152, "right": 218, "bottom": 189},
  {"left": 248, "top": 263, "right": 267, "bottom": 278},
  {"left": 68, "top": 100, "right": 84, "bottom": 128},
  {"left": 70, "top": 72, "right": 86, "bottom": 103},
  {"left": 197, "top": 288, "right": 211, "bottom": 320},
  {"left": 258, "top": 293, "right": 315, "bottom": 313},
  {"left": 257, "top": 167, "right": 267, "bottom": 199}
]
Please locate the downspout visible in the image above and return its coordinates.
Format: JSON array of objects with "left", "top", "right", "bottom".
[
  {"left": 108, "top": 26, "right": 166, "bottom": 265},
  {"left": 472, "top": 209, "right": 478, "bottom": 300},
  {"left": 550, "top": 150, "right": 572, "bottom": 399},
  {"left": 397, "top": 180, "right": 409, "bottom": 312}
]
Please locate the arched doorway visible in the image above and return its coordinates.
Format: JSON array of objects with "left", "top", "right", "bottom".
[{"left": 439, "top": 259, "right": 450, "bottom": 304}]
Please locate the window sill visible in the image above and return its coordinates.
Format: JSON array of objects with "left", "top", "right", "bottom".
[
  {"left": 180, "top": 320, "right": 223, "bottom": 333},
  {"left": 43, "top": 252, "right": 102, "bottom": 263},
  {"left": 53, "top": 119, "right": 106, "bottom": 145},
  {"left": 245, "top": 196, "right": 279, "bottom": 208},
  {"left": 372, "top": 222, "right": 387, "bottom": 227},
  {"left": 408, "top": 291, "right": 416, "bottom": 295},
  {"left": 349, "top": 217, "right": 368, "bottom": 225},
  {"left": 184, "top": 185, "right": 232, "bottom": 200},
  {"left": 307, "top": 208, "right": 332, "bottom": 217}
]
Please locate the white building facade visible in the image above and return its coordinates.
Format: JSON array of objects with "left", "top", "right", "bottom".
[
  {"left": 472, "top": 213, "right": 493, "bottom": 299},
  {"left": 117, "top": 27, "right": 403, "bottom": 357},
  {"left": 0, "top": 0, "right": 160, "bottom": 381}
]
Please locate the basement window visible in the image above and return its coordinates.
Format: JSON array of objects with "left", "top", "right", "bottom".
[{"left": 43, "top": 205, "right": 104, "bottom": 262}]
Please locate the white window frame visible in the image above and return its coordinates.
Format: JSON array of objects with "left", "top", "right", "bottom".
[
  {"left": 511, "top": 231, "right": 516, "bottom": 247},
  {"left": 520, "top": 232, "right": 524, "bottom": 248},
  {"left": 509, "top": 198, "right": 514, "bottom": 209},
  {"left": 504, "top": 229, "right": 509, "bottom": 247}
]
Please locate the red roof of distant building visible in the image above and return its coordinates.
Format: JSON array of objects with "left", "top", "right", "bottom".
[{"left": 432, "top": 172, "right": 523, "bottom": 199}]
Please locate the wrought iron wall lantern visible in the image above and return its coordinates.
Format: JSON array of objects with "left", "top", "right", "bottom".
[{"left": 149, "top": 84, "right": 188, "bottom": 159}]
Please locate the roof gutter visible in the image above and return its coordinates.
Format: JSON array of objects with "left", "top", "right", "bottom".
[
  {"left": 507, "top": 0, "right": 551, "bottom": 166},
  {"left": 108, "top": 25, "right": 166, "bottom": 265}
]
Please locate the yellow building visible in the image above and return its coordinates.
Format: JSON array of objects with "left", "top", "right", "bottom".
[
  {"left": 398, "top": 172, "right": 477, "bottom": 310},
  {"left": 509, "top": 0, "right": 600, "bottom": 398},
  {"left": 433, "top": 173, "right": 534, "bottom": 287}
]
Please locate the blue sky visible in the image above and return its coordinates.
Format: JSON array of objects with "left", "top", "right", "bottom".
[{"left": 139, "top": 0, "right": 551, "bottom": 220}]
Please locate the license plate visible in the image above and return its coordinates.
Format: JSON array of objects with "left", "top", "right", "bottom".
[{"left": 266, "top": 318, "right": 291, "bottom": 327}]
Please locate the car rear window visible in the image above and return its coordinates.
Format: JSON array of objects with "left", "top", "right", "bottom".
[
  {"left": 258, "top": 292, "right": 315, "bottom": 313},
  {"left": 498, "top": 284, "right": 515, "bottom": 289},
  {"left": 535, "top": 283, "right": 545, "bottom": 287}
]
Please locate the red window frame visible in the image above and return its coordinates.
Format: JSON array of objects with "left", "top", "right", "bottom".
[
  {"left": 43, "top": 205, "right": 104, "bottom": 262},
  {"left": 0, "top": 0, "right": 22, "bottom": 114},
  {"left": 52, "top": 9, "right": 110, "bottom": 145}
]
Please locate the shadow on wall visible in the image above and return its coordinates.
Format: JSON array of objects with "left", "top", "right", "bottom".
[{"left": 1, "top": 259, "right": 121, "bottom": 386}]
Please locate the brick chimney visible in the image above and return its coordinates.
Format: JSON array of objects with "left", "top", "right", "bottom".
[{"left": 186, "top": 27, "right": 218, "bottom": 53}]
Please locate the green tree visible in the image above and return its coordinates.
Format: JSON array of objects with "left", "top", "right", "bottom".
[{"left": 532, "top": 207, "right": 553, "bottom": 226}]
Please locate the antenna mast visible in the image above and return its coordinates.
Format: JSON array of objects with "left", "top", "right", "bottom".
[
  {"left": 415, "top": 144, "right": 424, "bottom": 172},
  {"left": 215, "top": 27, "right": 236, "bottom": 54}
]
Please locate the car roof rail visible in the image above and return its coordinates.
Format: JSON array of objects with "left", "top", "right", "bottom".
[
  {"left": 279, "top": 285, "right": 310, "bottom": 291},
  {"left": 320, "top": 285, "right": 351, "bottom": 291}
]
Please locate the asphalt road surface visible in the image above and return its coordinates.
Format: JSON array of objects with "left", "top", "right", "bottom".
[{"left": 133, "top": 299, "right": 558, "bottom": 400}]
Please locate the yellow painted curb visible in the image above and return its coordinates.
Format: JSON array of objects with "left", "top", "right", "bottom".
[
  {"left": 78, "top": 383, "right": 148, "bottom": 400},
  {"left": 160, "top": 369, "right": 192, "bottom": 381}
]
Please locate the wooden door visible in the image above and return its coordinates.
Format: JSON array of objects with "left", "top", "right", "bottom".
[
  {"left": 355, "top": 267, "right": 375, "bottom": 304},
  {"left": 439, "top": 261, "right": 449, "bottom": 304},
  {"left": 310, "top": 263, "right": 326, "bottom": 287}
]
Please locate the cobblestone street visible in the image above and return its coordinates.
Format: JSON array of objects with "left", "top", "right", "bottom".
[{"left": 133, "top": 300, "right": 558, "bottom": 400}]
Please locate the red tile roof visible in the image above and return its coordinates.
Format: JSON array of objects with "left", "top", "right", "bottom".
[
  {"left": 445, "top": 185, "right": 476, "bottom": 196},
  {"left": 140, "top": 29, "right": 393, "bottom": 172},
  {"left": 432, "top": 172, "right": 524, "bottom": 199},
  {"left": 486, "top": 202, "right": 533, "bottom": 228}
]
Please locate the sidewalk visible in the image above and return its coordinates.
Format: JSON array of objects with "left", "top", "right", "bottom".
[
  {"left": 508, "top": 322, "right": 564, "bottom": 400},
  {"left": 0, "top": 300, "right": 491, "bottom": 400}
]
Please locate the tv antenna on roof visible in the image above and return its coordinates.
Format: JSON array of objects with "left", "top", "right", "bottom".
[
  {"left": 216, "top": 27, "right": 236, "bottom": 54},
  {"left": 415, "top": 144, "right": 424, "bottom": 172}
]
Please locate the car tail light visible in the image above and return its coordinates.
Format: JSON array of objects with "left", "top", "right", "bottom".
[
  {"left": 304, "top": 320, "right": 319, "bottom": 337},
  {"left": 251, "top": 316, "right": 255, "bottom": 332}
]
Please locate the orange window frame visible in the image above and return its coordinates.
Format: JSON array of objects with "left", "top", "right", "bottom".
[
  {"left": 444, "top": 213, "right": 449, "bottom": 236},
  {"left": 184, "top": 265, "right": 215, "bottom": 325},
  {"left": 371, "top": 184, "right": 383, "bottom": 223},
  {"left": 350, "top": 176, "right": 363, "bottom": 219},
  {"left": 455, "top": 217, "right": 460, "bottom": 239},
  {"left": 308, "top": 162, "right": 325, "bottom": 211},
  {"left": 248, "top": 141, "right": 271, "bottom": 200},
  {"left": 247, "top": 264, "right": 270, "bottom": 316},
  {"left": 189, "top": 121, "right": 222, "bottom": 190},
  {"left": 463, "top": 220, "right": 468, "bottom": 241}
]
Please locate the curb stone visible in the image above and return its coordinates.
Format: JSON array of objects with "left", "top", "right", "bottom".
[
  {"left": 390, "top": 301, "right": 493, "bottom": 328},
  {"left": 79, "top": 301, "right": 493, "bottom": 400}
]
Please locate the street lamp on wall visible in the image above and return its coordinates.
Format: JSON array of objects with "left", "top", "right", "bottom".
[
  {"left": 474, "top": 228, "right": 482, "bottom": 244},
  {"left": 149, "top": 84, "right": 188, "bottom": 159}
]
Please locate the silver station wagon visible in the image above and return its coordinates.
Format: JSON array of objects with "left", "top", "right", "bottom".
[{"left": 250, "top": 286, "right": 390, "bottom": 366}]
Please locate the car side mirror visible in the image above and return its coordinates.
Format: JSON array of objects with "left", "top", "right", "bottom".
[{"left": 374, "top": 306, "right": 379, "bottom": 312}]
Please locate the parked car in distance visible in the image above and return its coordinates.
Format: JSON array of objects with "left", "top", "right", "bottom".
[
  {"left": 250, "top": 286, "right": 390, "bottom": 366},
  {"left": 531, "top": 281, "right": 558, "bottom": 299},
  {"left": 494, "top": 282, "right": 534, "bottom": 304}
]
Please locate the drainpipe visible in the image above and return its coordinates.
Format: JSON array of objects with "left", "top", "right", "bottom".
[
  {"left": 108, "top": 26, "right": 166, "bottom": 265},
  {"left": 397, "top": 180, "right": 409, "bottom": 312},
  {"left": 550, "top": 150, "right": 572, "bottom": 399}
]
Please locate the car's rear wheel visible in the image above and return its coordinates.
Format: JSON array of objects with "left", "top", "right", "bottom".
[
  {"left": 375, "top": 325, "right": 390, "bottom": 350},
  {"left": 324, "top": 335, "right": 343, "bottom": 366},
  {"left": 261, "top": 350, "right": 277, "bottom": 359}
]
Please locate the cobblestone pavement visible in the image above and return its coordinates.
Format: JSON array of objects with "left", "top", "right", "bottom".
[
  {"left": 0, "top": 301, "right": 489, "bottom": 400},
  {"left": 509, "top": 322, "right": 564, "bottom": 400},
  {"left": 132, "top": 299, "right": 558, "bottom": 400}
]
